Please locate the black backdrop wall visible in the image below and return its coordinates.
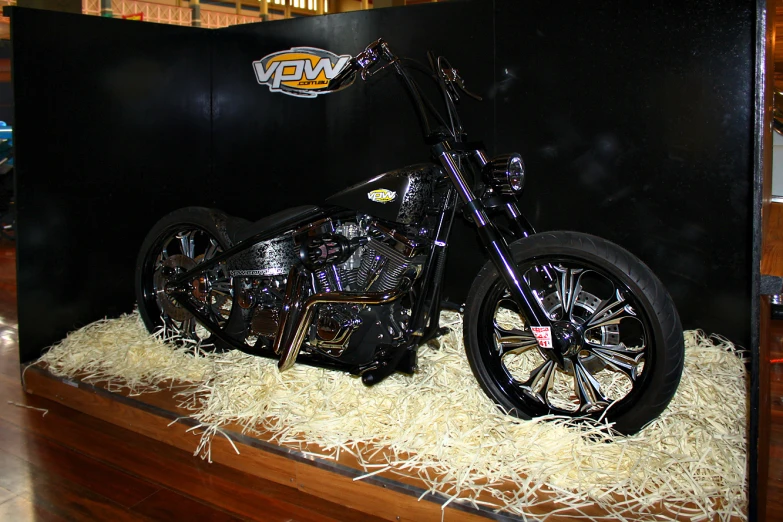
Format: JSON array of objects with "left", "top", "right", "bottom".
[
  {"left": 494, "top": 1, "right": 755, "bottom": 350},
  {"left": 11, "top": 8, "right": 213, "bottom": 362},
  {"left": 11, "top": 1, "right": 756, "bottom": 362}
]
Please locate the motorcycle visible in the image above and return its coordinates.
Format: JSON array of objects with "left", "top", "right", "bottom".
[{"left": 136, "top": 39, "right": 684, "bottom": 435}]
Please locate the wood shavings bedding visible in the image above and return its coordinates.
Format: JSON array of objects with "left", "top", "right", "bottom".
[{"left": 39, "top": 312, "right": 747, "bottom": 521}]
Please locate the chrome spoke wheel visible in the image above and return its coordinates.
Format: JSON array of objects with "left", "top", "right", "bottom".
[
  {"left": 477, "top": 257, "right": 653, "bottom": 418},
  {"left": 464, "top": 232, "right": 684, "bottom": 434},
  {"left": 146, "top": 226, "right": 230, "bottom": 346}
]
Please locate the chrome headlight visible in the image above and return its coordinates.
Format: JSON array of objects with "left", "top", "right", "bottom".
[{"left": 483, "top": 153, "right": 525, "bottom": 195}]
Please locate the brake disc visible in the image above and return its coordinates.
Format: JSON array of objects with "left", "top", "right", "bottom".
[
  {"left": 153, "top": 254, "right": 196, "bottom": 322},
  {"left": 194, "top": 253, "right": 229, "bottom": 312}
]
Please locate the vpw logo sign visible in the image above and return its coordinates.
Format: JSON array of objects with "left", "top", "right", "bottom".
[{"left": 252, "top": 47, "right": 352, "bottom": 98}]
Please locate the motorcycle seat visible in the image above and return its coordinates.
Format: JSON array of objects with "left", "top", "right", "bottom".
[{"left": 229, "top": 205, "right": 323, "bottom": 244}]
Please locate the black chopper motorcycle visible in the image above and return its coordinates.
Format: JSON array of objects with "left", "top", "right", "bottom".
[{"left": 136, "top": 39, "right": 684, "bottom": 435}]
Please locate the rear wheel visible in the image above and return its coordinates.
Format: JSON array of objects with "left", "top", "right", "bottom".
[
  {"left": 463, "top": 231, "right": 684, "bottom": 435},
  {"left": 135, "top": 207, "right": 236, "bottom": 348}
]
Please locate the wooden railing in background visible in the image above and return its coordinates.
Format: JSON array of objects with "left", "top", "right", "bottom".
[
  {"left": 3, "top": 0, "right": 443, "bottom": 35},
  {"left": 0, "top": 0, "right": 14, "bottom": 22},
  {"left": 111, "top": 0, "right": 191, "bottom": 26},
  {"left": 201, "top": 10, "right": 259, "bottom": 28},
  {"left": 82, "top": 0, "right": 100, "bottom": 15},
  {"left": 0, "top": 0, "right": 13, "bottom": 39},
  {"left": 775, "top": 3, "right": 783, "bottom": 90},
  {"left": 81, "top": 0, "right": 276, "bottom": 28}
]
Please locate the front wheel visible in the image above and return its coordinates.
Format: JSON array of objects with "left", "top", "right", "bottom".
[{"left": 463, "top": 231, "right": 684, "bottom": 435}]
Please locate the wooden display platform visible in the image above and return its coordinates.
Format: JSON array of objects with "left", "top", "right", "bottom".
[
  {"left": 21, "top": 360, "right": 745, "bottom": 522},
  {"left": 21, "top": 363, "right": 504, "bottom": 522}
]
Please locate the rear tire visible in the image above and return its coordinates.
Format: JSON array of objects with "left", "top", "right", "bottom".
[
  {"left": 463, "top": 231, "right": 684, "bottom": 435},
  {"left": 135, "top": 207, "right": 237, "bottom": 348}
]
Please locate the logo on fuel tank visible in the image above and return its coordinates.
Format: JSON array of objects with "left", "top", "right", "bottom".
[
  {"left": 252, "top": 47, "right": 353, "bottom": 98},
  {"left": 367, "top": 189, "right": 397, "bottom": 204}
]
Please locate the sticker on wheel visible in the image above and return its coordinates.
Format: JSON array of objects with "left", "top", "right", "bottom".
[{"left": 531, "top": 326, "right": 553, "bottom": 348}]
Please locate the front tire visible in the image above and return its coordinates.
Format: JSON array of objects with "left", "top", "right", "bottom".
[{"left": 463, "top": 231, "right": 684, "bottom": 435}]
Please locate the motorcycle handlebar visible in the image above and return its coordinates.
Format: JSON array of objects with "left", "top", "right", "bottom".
[
  {"left": 355, "top": 38, "right": 390, "bottom": 74},
  {"left": 328, "top": 58, "right": 359, "bottom": 91},
  {"left": 328, "top": 38, "right": 390, "bottom": 90},
  {"left": 329, "top": 38, "right": 467, "bottom": 144}
]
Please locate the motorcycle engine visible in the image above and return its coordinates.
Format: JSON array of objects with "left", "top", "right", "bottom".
[{"left": 299, "top": 217, "right": 427, "bottom": 364}]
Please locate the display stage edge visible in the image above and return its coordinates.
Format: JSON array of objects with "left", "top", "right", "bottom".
[
  {"left": 22, "top": 363, "right": 503, "bottom": 522},
  {"left": 21, "top": 358, "right": 745, "bottom": 522}
]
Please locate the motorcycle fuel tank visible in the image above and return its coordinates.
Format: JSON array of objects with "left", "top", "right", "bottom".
[{"left": 326, "top": 163, "right": 443, "bottom": 226}]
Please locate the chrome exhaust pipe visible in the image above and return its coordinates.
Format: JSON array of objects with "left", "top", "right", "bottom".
[
  {"left": 275, "top": 271, "right": 408, "bottom": 372},
  {"left": 272, "top": 267, "right": 309, "bottom": 357}
]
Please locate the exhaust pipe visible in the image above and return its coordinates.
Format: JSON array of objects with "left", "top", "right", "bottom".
[{"left": 275, "top": 268, "right": 409, "bottom": 372}]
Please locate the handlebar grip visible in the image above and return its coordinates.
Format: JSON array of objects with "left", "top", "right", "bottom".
[
  {"left": 328, "top": 39, "right": 395, "bottom": 91},
  {"left": 328, "top": 58, "right": 359, "bottom": 91}
]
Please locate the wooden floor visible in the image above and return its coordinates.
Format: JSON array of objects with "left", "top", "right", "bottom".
[
  {"left": 767, "top": 317, "right": 783, "bottom": 521},
  {"left": 764, "top": 202, "right": 783, "bottom": 521},
  {"left": 0, "top": 238, "right": 383, "bottom": 522}
]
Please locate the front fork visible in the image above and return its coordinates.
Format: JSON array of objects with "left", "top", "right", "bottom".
[{"left": 434, "top": 145, "right": 558, "bottom": 349}]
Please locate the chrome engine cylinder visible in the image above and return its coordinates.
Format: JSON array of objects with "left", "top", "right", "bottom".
[
  {"left": 357, "top": 238, "right": 412, "bottom": 292},
  {"left": 313, "top": 264, "right": 345, "bottom": 293}
]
